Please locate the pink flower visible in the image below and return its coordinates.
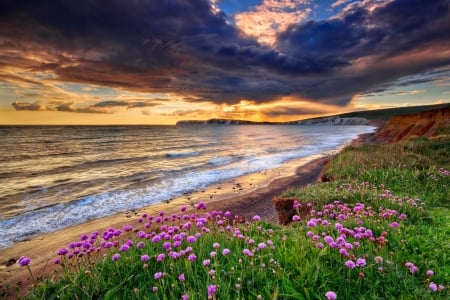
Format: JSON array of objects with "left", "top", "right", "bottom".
[
  {"left": 258, "top": 242, "right": 267, "bottom": 249},
  {"left": 325, "top": 291, "right": 337, "bottom": 300},
  {"left": 345, "top": 260, "right": 356, "bottom": 269},
  {"left": 292, "top": 215, "right": 301, "bottom": 222},
  {"left": 426, "top": 270, "right": 434, "bottom": 277},
  {"left": 181, "top": 294, "right": 189, "bottom": 300},
  {"left": 18, "top": 256, "right": 31, "bottom": 267},
  {"left": 111, "top": 254, "right": 121, "bottom": 261},
  {"left": 207, "top": 284, "right": 217, "bottom": 296},
  {"left": 203, "top": 259, "right": 211, "bottom": 266},
  {"left": 141, "top": 255, "right": 150, "bottom": 262},
  {"left": 188, "top": 254, "right": 197, "bottom": 261},
  {"left": 178, "top": 273, "right": 185, "bottom": 282},
  {"left": 213, "top": 242, "right": 220, "bottom": 249},
  {"left": 154, "top": 272, "right": 165, "bottom": 280},
  {"left": 156, "top": 253, "right": 165, "bottom": 262},
  {"left": 222, "top": 248, "right": 231, "bottom": 255},
  {"left": 196, "top": 202, "right": 206, "bottom": 210},
  {"left": 242, "top": 249, "right": 254, "bottom": 257},
  {"left": 187, "top": 236, "right": 196, "bottom": 243},
  {"left": 429, "top": 282, "right": 438, "bottom": 292},
  {"left": 252, "top": 215, "right": 261, "bottom": 222},
  {"left": 390, "top": 222, "right": 399, "bottom": 228},
  {"left": 356, "top": 258, "right": 366, "bottom": 267}
]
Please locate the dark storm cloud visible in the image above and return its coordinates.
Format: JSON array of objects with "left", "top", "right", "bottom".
[
  {"left": 1, "top": 0, "right": 450, "bottom": 109},
  {"left": 12, "top": 99, "right": 159, "bottom": 113}
]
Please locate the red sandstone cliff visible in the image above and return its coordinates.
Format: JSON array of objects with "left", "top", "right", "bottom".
[{"left": 375, "top": 107, "right": 450, "bottom": 143}]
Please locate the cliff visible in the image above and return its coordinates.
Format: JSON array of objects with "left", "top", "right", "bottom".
[
  {"left": 176, "top": 117, "right": 369, "bottom": 126},
  {"left": 375, "top": 107, "right": 450, "bottom": 143}
]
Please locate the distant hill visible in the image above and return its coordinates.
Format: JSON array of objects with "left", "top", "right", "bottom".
[
  {"left": 176, "top": 103, "right": 450, "bottom": 126},
  {"left": 337, "top": 103, "right": 450, "bottom": 121}
]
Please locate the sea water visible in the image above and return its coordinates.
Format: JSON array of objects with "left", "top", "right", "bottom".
[{"left": 0, "top": 125, "right": 375, "bottom": 248}]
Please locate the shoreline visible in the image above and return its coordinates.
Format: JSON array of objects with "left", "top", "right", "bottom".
[{"left": 0, "top": 133, "right": 370, "bottom": 298}]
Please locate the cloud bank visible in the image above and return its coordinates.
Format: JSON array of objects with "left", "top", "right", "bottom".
[{"left": 0, "top": 0, "right": 449, "bottom": 115}]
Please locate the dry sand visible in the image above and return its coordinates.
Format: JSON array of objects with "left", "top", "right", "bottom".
[{"left": 0, "top": 154, "right": 331, "bottom": 298}]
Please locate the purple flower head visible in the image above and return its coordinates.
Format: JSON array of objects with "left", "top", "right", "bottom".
[
  {"left": 213, "top": 242, "right": 220, "bottom": 249},
  {"left": 258, "top": 242, "right": 267, "bottom": 250},
  {"left": 53, "top": 258, "right": 61, "bottom": 264},
  {"left": 252, "top": 215, "right": 261, "bottom": 222},
  {"left": 188, "top": 254, "right": 197, "bottom": 262},
  {"left": 426, "top": 270, "right": 434, "bottom": 277},
  {"left": 203, "top": 259, "right": 211, "bottom": 266},
  {"left": 325, "top": 291, "right": 337, "bottom": 300},
  {"left": 293, "top": 200, "right": 301, "bottom": 210},
  {"left": 222, "top": 248, "right": 231, "bottom": 255},
  {"left": 292, "top": 215, "right": 301, "bottom": 222},
  {"left": 242, "top": 248, "right": 254, "bottom": 257},
  {"left": 187, "top": 236, "right": 196, "bottom": 243},
  {"left": 345, "top": 260, "right": 356, "bottom": 269},
  {"left": 18, "top": 256, "right": 31, "bottom": 267},
  {"left": 111, "top": 253, "right": 121, "bottom": 261},
  {"left": 154, "top": 272, "right": 165, "bottom": 280},
  {"left": 141, "top": 255, "right": 150, "bottom": 262},
  {"left": 180, "top": 205, "right": 187, "bottom": 212},
  {"left": 429, "top": 282, "right": 438, "bottom": 292},
  {"left": 307, "top": 220, "right": 317, "bottom": 227},
  {"left": 181, "top": 294, "right": 189, "bottom": 300},
  {"left": 156, "top": 253, "right": 165, "bottom": 262},
  {"left": 136, "top": 241, "right": 145, "bottom": 249},
  {"left": 210, "top": 251, "right": 217, "bottom": 257},
  {"left": 196, "top": 201, "right": 207, "bottom": 210},
  {"left": 207, "top": 284, "right": 217, "bottom": 296},
  {"left": 209, "top": 269, "right": 216, "bottom": 276},
  {"left": 119, "top": 244, "right": 130, "bottom": 252},
  {"left": 57, "top": 248, "right": 68, "bottom": 256},
  {"left": 356, "top": 258, "right": 366, "bottom": 267},
  {"left": 123, "top": 225, "right": 133, "bottom": 232},
  {"left": 178, "top": 273, "right": 185, "bottom": 282},
  {"left": 390, "top": 222, "right": 399, "bottom": 228}
]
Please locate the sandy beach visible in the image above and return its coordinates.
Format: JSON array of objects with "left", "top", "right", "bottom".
[{"left": 0, "top": 152, "right": 332, "bottom": 298}]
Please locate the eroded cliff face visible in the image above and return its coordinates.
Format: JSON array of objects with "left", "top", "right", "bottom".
[{"left": 375, "top": 107, "right": 450, "bottom": 143}]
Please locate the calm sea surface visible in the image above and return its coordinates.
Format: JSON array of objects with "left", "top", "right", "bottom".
[{"left": 0, "top": 125, "right": 375, "bottom": 248}]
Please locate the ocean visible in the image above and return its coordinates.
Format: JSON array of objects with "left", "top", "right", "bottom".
[{"left": 0, "top": 125, "right": 375, "bottom": 249}]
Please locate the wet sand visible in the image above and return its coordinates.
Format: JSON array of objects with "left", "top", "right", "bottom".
[{"left": 0, "top": 154, "right": 331, "bottom": 298}]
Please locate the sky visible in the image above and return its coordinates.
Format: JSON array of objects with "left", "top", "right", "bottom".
[{"left": 0, "top": 0, "right": 449, "bottom": 125}]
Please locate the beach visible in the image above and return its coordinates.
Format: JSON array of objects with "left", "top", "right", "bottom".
[{"left": 0, "top": 153, "right": 331, "bottom": 298}]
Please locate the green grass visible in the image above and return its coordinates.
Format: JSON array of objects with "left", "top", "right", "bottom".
[{"left": 6, "top": 135, "right": 449, "bottom": 300}]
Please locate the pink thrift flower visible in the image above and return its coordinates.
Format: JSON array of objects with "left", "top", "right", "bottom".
[
  {"left": 222, "top": 248, "right": 231, "bottom": 255},
  {"left": 154, "top": 272, "right": 165, "bottom": 280},
  {"left": 345, "top": 260, "right": 356, "bottom": 269},
  {"left": 207, "top": 284, "right": 217, "bottom": 296},
  {"left": 156, "top": 253, "right": 165, "bottom": 262},
  {"left": 181, "top": 294, "right": 189, "bottom": 300},
  {"left": 356, "top": 258, "right": 366, "bottom": 267},
  {"left": 213, "top": 242, "right": 220, "bottom": 249},
  {"left": 292, "top": 215, "right": 301, "bottom": 222},
  {"left": 203, "top": 259, "right": 211, "bottom": 266},
  {"left": 258, "top": 242, "right": 267, "bottom": 249},
  {"left": 178, "top": 273, "right": 185, "bottom": 282},
  {"left": 242, "top": 248, "right": 254, "bottom": 257},
  {"left": 390, "top": 221, "right": 399, "bottom": 228},
  {"left": 325, "top": 291, "right": 337, "bottom": 300},
  {"left": 252, "top": 215, "right": 261, "bottom": 222},
  {"left": 18, "top": 256, "right": 31, "bottom": 267},
  {"left": 188, "top": 254, "right": 197, "bottom": 261},
  {"left": 426, "top": 270, "right": 434, "bottom": 277},
  {"left": 141, "top": 255, "right": 150, "bottom": 262},
  {"left": 111, "top": 254, "right": 121, "bottom": 261},
  {"left": 429, "top": 282, "right": 438, "bottom": 292}
]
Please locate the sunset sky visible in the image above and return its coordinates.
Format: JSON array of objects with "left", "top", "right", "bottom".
[{"left": 0, "top": 0, "right": 449, "bottom": 125}]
